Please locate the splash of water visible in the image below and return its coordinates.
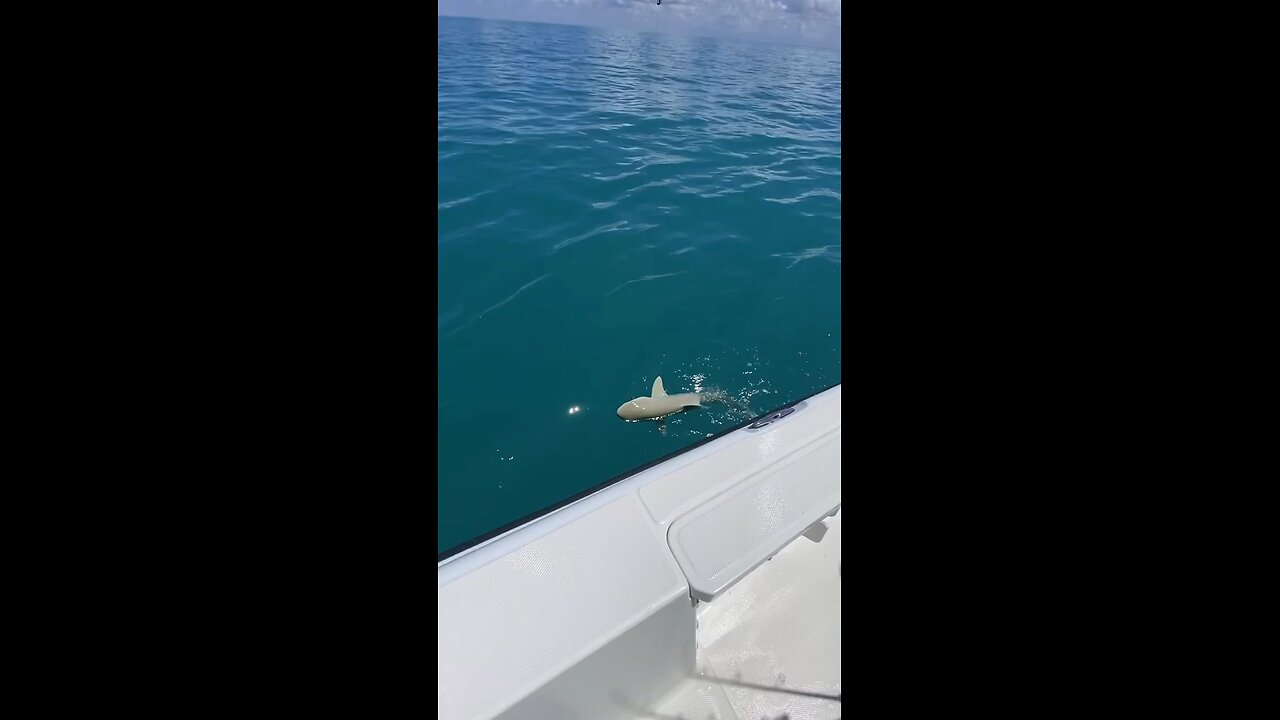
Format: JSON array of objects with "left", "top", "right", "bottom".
[{"left": 698, "top": 386, "right": 757, "bottom": 422}]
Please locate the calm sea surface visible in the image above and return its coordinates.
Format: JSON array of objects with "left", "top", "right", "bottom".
[{"left": 438, "top": 16, "right": 841, "bottom": 554}]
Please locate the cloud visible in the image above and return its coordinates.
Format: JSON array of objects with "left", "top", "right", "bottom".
[{"left": 439, "top": 0, "right": 841, "bottom": 48}]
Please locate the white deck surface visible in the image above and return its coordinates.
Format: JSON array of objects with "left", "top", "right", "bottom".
[
  {"left": 645, "top": 509, "right": 842, "bottom": 720},
  {"left": 439, "top": 386, "right": 841, "bottom": 720}
]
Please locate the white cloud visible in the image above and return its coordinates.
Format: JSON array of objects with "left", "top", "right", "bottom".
[{"left": 439, "top": 0, "right": 841, "bottom": 48}]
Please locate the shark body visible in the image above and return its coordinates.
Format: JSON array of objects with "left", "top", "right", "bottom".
[{"left": 617, "top": 376, "right": 702, "bottom": 421}]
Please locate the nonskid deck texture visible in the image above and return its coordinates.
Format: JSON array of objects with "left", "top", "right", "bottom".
[{"left": 646, "top": 510, "right": 842, "bottom": 720}]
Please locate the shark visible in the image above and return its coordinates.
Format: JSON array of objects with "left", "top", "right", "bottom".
[{"left": 617, "top": 376, "right": 703, "bottom": 422}]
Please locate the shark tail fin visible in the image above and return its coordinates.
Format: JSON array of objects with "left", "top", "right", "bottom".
[{"left": 652, "top": 376, "right": 666, "bottom": 396}]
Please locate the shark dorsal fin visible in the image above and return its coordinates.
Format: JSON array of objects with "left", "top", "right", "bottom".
[{"left": 652, "top": 376, "right": 666, "bottom": 396}]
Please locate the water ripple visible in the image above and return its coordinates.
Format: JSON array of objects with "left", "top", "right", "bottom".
[
  {"left": 439, "top": 17, "right": 842, "bottom": 543},
  {"left": 605, "top": 271, "right": 688, "bottom": 297},
  {"left": 443, "top": 274, "right": 552, "bottom": 339}
]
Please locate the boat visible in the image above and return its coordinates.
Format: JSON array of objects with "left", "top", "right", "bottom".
[{"left": 438, "top": 384, "right": 842, "bottom": 719}]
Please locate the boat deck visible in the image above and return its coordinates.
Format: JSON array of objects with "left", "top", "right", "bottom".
[
  {"left": 438, "top": 387, "right": 842, "bottom": 720},
  {"left": 645, "top": 509, "right": 842, "bottom": 720}
]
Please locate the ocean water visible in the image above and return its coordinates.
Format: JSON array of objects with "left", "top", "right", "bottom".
[{"left": 438, "top": 16, "right": 841, "bottom": 555}]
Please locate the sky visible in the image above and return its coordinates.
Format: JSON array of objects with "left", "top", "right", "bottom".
[{"left": 437, "top": 0, "right": 842, "bottom": 50}]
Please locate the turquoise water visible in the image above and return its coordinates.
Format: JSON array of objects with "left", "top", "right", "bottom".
[{"left": 438, "top": 16, "right": 841, "bottom": 555}]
